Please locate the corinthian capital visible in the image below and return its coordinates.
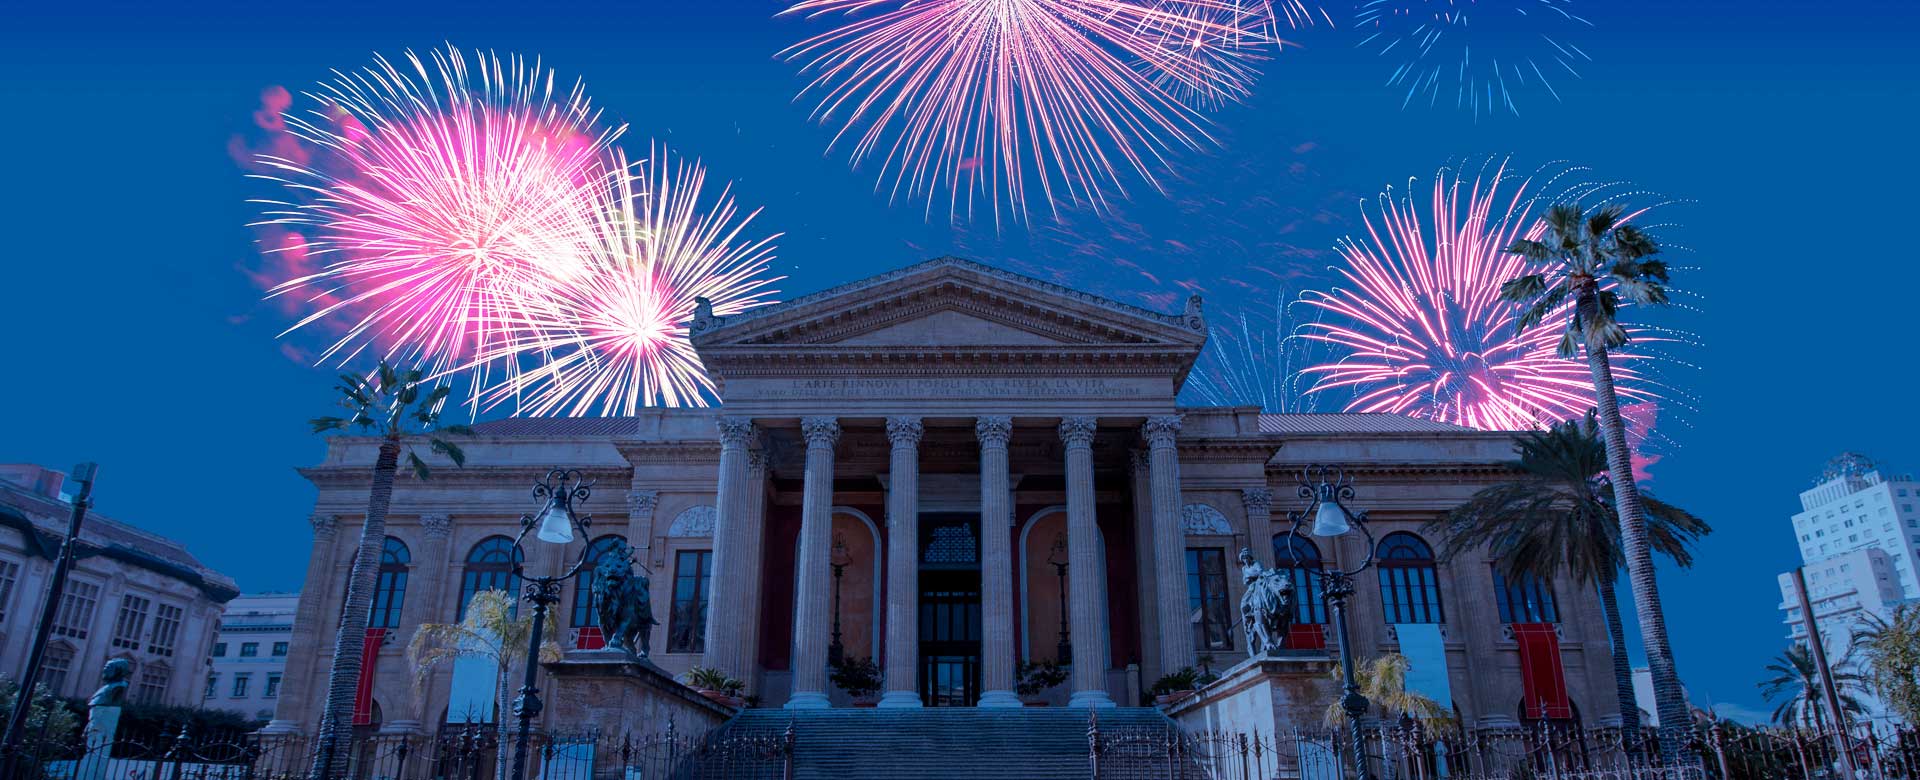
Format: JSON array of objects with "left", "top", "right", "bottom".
[
  {"left": 627, "top": 490, "right": 661, "bottom": 518},
  {"left": 418, "top": 514, "right": 452, "bottom": 539},
  {"left": 717, "top": 417, "right": 757, "bottom": 448},
  {"left": 975, "top": 416, "right": 1013, "bottom": 449},
  {"left": 886, "top": 416, "right": 925, "bottom": 448},
  {"left": 309, "top": 514, "right": 340, "bottom": 541},
  {"left": 1143, "top": 415, "right": 1183, "bottom": 447},
  {"left": 801, "top": 417, "right": 841, "bottom": 449},
  {"left": 1058, "top": 416, "right": 1098, "bottom": 448},
  {"left": 1241, "top": 487, "right": 1273, "bottom": 516}
]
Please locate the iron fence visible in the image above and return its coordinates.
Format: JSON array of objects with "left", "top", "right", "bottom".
[{"left": 0, "top": 721, "right": 793, "bottom": 780}]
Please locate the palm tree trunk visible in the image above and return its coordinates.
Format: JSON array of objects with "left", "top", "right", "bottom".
[
  {"left": 310, "top": 437, "right": 401, "bottom": 780},
  {"left": 1598, "top": 575, "right": 1642, "bottom": 735},
  {"left": 1586, "top": 345, "right": 1691, "bottom": 751}
]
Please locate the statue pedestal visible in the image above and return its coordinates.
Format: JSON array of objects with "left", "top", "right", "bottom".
[
  {"left": 543, "top": 653, "right": 735, "bottom": 738},
  {"left": 1161, "top": 652, "right": 1337, "bottom": 777},
  {"left": 77, "top": 705, "right": 121, "bottom": 780}
]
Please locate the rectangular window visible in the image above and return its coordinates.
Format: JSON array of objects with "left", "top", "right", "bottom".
[
  {"left": 1186, "top": 548, "right": 1234, "bottom": 651},
  {"left": 667, "top": 550, "right": 713, "bottom": 653},
  {"left": 264, "top": 673, "right": 282, "bottom": 699},
  {"left": 135, "top": 667, "right": 169, "bottom": 704},
  {"left": 41, "top": 646, "right": 74, "bottom": 694},
  {"left": 111, "top": 594, "right": 152, "bottom": 650},
  {"left": 0, "top": 559, "right": 19, "bottom": 624},
  {"left": 232, "top": 674, "right": 250, "bottom": 698},
  {"left": 148, "top": 604, "right": 183, "bottom": 656},
  {"left": 52, "top": 581, "right": 101, "bottom": 639},
  {"left": 239, "top": 642, "right": 259, "bottom": 657},
  {"left": 1493, "top": 568, "right": 1560, "bottom": 623},
  {"left": 272, "top": 641, "right": 289, "bottom": 657},
  {"left": 212, "top": 642, "right": 227, "bottom": 657}
]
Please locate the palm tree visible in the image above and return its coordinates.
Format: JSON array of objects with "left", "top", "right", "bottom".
[
  {"left": 308, "top": 362, "right": 468, "bottom": 779},
  {"left": 1501, "top": 203, "right": 1691, "bottom": 734},
  {"left": 1758, "top": 644, "right": 1866, "bottom": 729},
  {"left": 1430, "top": 412, "right": 1711, "bottom": 735},
  {"left": 1853, "top": 604, "right": 1920, "bottom": 723},
  {"left": 409, "top": 590, "right": 562, "bottom": 780},
  {"left": 1324, "top": 653, "right": 1451, "bottom": 726}
]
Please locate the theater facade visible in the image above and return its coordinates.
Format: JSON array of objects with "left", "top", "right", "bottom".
[{"left": 271, "top": 257, "right": 1623, "bottom": 734}]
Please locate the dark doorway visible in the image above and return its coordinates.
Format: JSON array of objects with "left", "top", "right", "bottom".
[{"left": 918, "top": 513, "right": 981, "bottom": 706}]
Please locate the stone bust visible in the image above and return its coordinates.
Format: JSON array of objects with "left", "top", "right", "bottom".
[{"left": 88, "top": 659, "right": 132, "bottom": 708}]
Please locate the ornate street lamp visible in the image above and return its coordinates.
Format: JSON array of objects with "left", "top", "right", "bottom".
[
  {"left": 829, "top": 533, "right": 850, "bottom": 666},
  {"left": 506, "top": 468, "right": 597, "bottom": 780},
  {"left": 1281, "top": 465, "right": 1378, "bottom": 780},
  {"left": 1047, "top": 532, "right": 1071, "bottom": 663}
]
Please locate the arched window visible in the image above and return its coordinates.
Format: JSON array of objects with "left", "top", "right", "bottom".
[
  {"left": 370, "top": 537, "right": 411, "bottom": 629},
  {"left": 1377, "top": 533, "right": 1444, "bottom": 624},
  {"left": 1273, "top": 534, "right": 1328, "bottom": 625},
  {"left": 571, "top": 535, "right": 628, "bottom": 627},
  {"left": 458, "top": 537, "right": 523, "bottom": 620}
]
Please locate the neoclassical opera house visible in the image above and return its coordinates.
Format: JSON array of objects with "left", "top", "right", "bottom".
[{"left": 272, "top": 258, "right": 1622, "bottom": 735}]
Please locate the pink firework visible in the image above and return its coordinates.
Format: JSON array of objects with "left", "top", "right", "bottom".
[
  {"left": 1299, "top": 160, "right": 1678, "bottom": 430},
  {"left": 465, "top": 147, "right": 784, "bottom": 416},
  {"left": 251, "top": 46, "right": 624, "bottom": 381},
  {"left": 780, "top": 0, "right": 1279, "bottom": 226}
]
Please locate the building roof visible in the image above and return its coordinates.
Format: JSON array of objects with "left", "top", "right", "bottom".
[
  {"left": 1257, "top": 413, "right": 1476, "bottom": 435},
  {"left": 0, "top": 478, "right": 240, "bottom": 602},
  {"left": 468, "top": 417, "right": 649, "bottom": 437}
]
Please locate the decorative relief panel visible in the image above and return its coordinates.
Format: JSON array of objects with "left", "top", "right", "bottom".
[
  {"left": 1182, "top": 503, "right": 1234, "bottom": 536},
  {"left": 667, "top": 505, "right": 716, "bottom": 538}
]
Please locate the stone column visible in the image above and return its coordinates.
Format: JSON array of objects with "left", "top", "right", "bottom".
[
  {"left": 1242, "top": 488, "right": 1275, "bottom": 568},
  {"left": 1059, "top": 416, "right": 1115, "bottom": 707},
  {"left": 975, "top": 416, "right": 1021, "bottom": 708},
  {"left": 786, "top": 416, "right": 840, "bottom": 709},
  {"left": 736, "top": 449, "right": 770, "bottom": 692},
  {"left": 704, "top": 417, "right": 757, "bottom": 679},
  {"left": 1145, "top": 415, "right": 1196, "bottom": 675},
  {"left": 624, "top": 490, "right": 660, "bottom": 567},
  {"left": 397, "top": 514, "right": 452, "bottom": 731},
  {"left": 1128, "top": 450, "right": 1161, "bottom": 683},
  {"left": 263, "top": 514, "right": 340, "bottom": 733},
  {"left": 878, "top": 417, "right": 924, "bottom": 708}
]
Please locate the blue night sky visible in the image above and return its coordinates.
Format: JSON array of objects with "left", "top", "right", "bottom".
[{"left": 3, "top": 0, "right": 1916, "bottom": 722}]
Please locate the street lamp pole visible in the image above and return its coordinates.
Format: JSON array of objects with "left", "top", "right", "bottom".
[
  {"left": 506, "top": 468, "right": 598, "bottom": 780},
  {"left": 829, "top": 533, "right": 849, "bottom": 667},
  {"left": 1047, "top": 533, "right": 1071, "bottom": 663},
  {"left": 1281, "top": 465, "right": 1377, "bottom": 780},
  {"left": 0, "top": 463, "right": 98, "bottom": 777}
]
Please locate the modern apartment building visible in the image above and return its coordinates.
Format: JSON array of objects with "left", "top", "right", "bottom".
[{"left": 207, "top": 593, "right": 298, "bottom": 720}]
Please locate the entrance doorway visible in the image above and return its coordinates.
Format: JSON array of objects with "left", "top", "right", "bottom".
[{"left": 918, "top": 514, "right": 981, "bottom": 706}]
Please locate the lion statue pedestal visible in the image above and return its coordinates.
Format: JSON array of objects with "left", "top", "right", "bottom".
[
  {"left": 543, "top": 654, "right": 735, "bottom": 738},
  {"left": 1160, "top": 652, "right": 1338, "bottom": 778}
]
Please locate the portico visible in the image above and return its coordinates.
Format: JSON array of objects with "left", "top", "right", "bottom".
[{"left": 687, "top": 257, "right": 1210, "bottom": 708}]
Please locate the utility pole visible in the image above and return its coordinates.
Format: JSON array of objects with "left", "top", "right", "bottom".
[
  {"left": 0, "top": 463, "right": 99, "bottom": 776},
  {"left": 1791, "top": 567, "right": 1859, "bottom": 778}
]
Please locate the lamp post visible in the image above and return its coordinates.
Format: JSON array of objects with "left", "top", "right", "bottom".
[
  {"left": 505, "top": 468, "right": 597, "bottom": 780},
  {"left": 829, "top": 533, "right": 850, "bottom": 666},
  {"left": 1047, "top": 532, "right": 1071, "bottom": 663},
  {"left": 1281, "top": 465, "right": 1377, "bottom": 780},
  {"left": 0, "top": 463, "right": 97, "bottom": 778}
]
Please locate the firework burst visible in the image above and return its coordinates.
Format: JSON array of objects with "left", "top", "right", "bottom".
[
  {"left": 1355, "top": 0, "right": 1593, "bottom": 118},
  {"left": 1299, "top": 159, "right": 1688, "bottom": 431},
  {"left": 251, "top": 45, "right": 624, "bottom": 382},
  {"left": 780, "top": 0, "right": 1280, "bottom": 227},
  {"left": 464, "top": 147, "right": 784, "bottom": 416}
]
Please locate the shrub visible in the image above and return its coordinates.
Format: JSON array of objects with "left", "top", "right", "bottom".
[
  {"left": 828, "top": 656, "right": 882, "bottom": 698},
  {"left": 1015, "top": 661, "right": 1068, "bottom": 697}
]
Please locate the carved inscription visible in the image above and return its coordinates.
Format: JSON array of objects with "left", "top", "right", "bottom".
[{"left": 752, "top": 377, "right": 1143, "bottom": 399}]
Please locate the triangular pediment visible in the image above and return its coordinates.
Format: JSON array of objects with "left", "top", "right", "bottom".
[{"left": 689, "top": 256, "right": 1209, "bottom": 350}]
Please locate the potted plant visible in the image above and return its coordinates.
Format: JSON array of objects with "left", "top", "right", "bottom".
[
  {"left": 1150, "top": 666, "right": 1217, "bottom": 706},
  {"left": 686, "top": 666, "right": 746, "bottom": 708},
  {"left": 830, "top": 655, "right": 883, "bottom": 706},
  {"left": 1015, "top": 660, "right": 1069, "bottom": 706}
]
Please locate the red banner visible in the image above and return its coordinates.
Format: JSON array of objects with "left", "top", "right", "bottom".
[
  {"left": 574, "top": 626, "right": 605, "bottom": 651},
  {"left": 1284, "top": 623, "right": 1326, "bottom": 650},
  {"left": 1514, "top": 623, "right": 1572, "bottom": 719},
  {"left": 352, "top": 628, "right": 386, "bottom": 726}
]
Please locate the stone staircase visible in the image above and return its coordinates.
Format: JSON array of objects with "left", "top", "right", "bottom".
[{"left": 712, "top": 707, "right": 1180, "bottom": 780}]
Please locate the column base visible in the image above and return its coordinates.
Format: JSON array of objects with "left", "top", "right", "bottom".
[
  {"left": 877, "top": 691, "right": 923, "bottom": 708},
  {"left": 257, "top": 719, "right": 303, "bottom": 735},
  {"left": 1068, "top": 690, "right": 1117, "bottom": 708},
  {"left": 976, "top": 690, "right": 1023, "bottom": 709},
  {"left": 785, "top": 692, "right": 832, "bottom": 709}
]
